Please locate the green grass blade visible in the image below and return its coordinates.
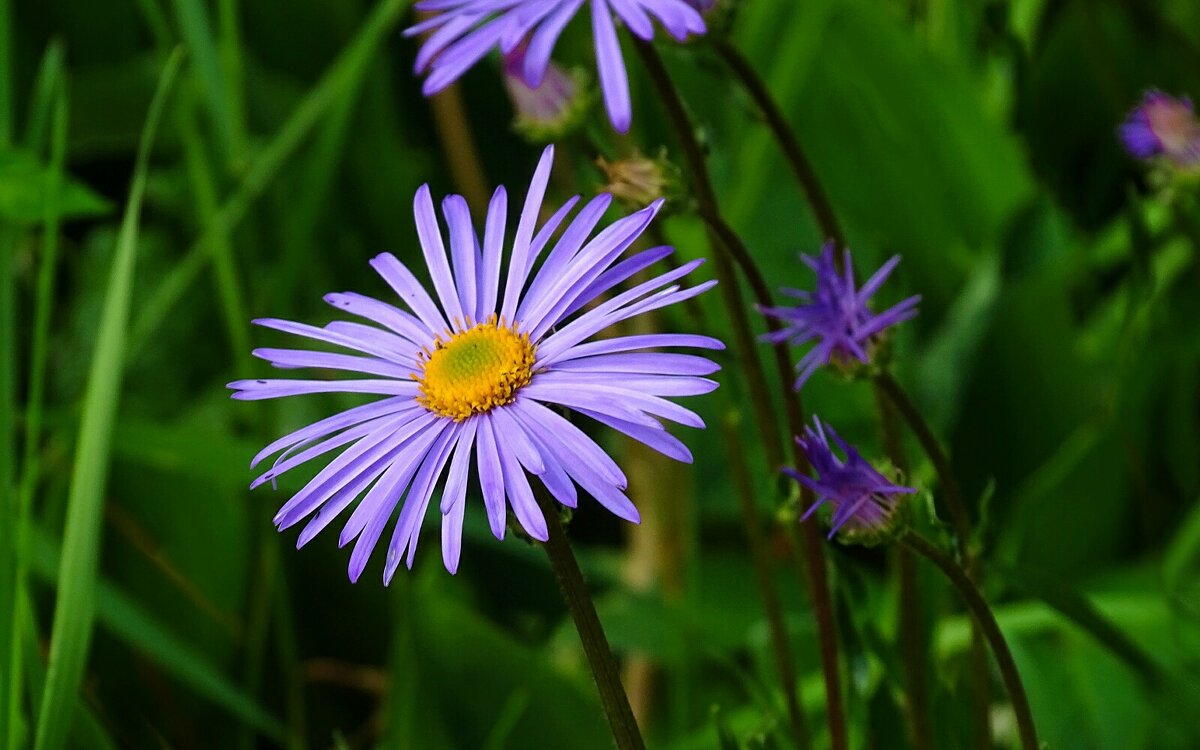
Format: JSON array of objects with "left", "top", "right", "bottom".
[
  {"left": 28, "top": 528, "right": 286, "bottom": 741},
  {"left": 126, "top": 0, "right": 413, "bottom": 362},
  {"left": 217, "top": 0, "right": 247, "bottom": 165},
  {"left": 8, "top": 78, "right": 69, "bottom": 750},
  {"left": 170, "top": 0, "right": 237, "bottom": 160},
  {"left": 21, "top": 41, "right": 65, "bottom": 156},
  {"left": 32, "top": 48, "right": 185, "bottom": 750},
  {"left": 0, "top": 2, "right": 15, "bottom": 746}
]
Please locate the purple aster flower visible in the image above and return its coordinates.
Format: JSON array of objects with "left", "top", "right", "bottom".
[
  {"left": 404, "top": 0, "right": 707, "bottom": 133},
  {"left": 785, "top": 417, "right": 915, "bottom": 540},
  {"left": 230, "top": 146, "right": 722, "bottom": 582},
  {"left": 1119, "top": 90, "right": 1200, "bottom": 169},
  {"left": 760, "top": 241, "right": 920, "bottom": 390}
]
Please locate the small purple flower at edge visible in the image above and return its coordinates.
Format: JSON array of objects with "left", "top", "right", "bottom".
[
  {"left": 785, "top": 417, "right": 915, "bottom": 541},
  {"left": 760, "top": 241, "right": 921, "bottom": 390},
  {"left": 1119, "top": 90, "right": 1200, "bottom": 169},
  {"left": 405, "top": 0, "right": 707, "bottom": 134},
  {"left": 229, "top": 145, "right": 723, "bottom": 583}
]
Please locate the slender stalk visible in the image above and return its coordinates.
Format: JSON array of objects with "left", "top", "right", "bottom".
[
  {"left": 875, "top": 369, "right": 991, "bottom": 744},
  {"left": 874, "top": 372, "right": 971, "bottom": 555},
  {"left": 901, "top": 533, "right": 1039, "bottom": 750},
  {"left": 535, "top": 491, "right": 645, "bottom": 750},
  {"left": 723, "top": 416, "right": 809, "bottom": 749},
  {"left": 710, "top": 38, "right": 845, "bottom": 249},
  {"left": 634, "top": 40, "right": 847, "bottom": 750},
  {"left": 873, "top": 387, "right": 933, "bottom": 750}
]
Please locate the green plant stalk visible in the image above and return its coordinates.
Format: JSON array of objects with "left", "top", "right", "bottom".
[
  {"left": 874, "top": 370, "right": 991, "bottom": 744},
  {"left": 722, "top": 416, "right": 809, "bottom": 749},
  {"left": 32, "top": 48, "right": 184, "bottom": 750},
  {"left": 710, "top": 37, "right": 845, "bottom": 249},
  {"left": 633, "top": 40, "right": 847, "bottom": 750},
  {"left": 535, "top": 490, "right": 645, "bottom": 750},
  {"left": 901, "top": 532, "right": 1039, "bottom": 750},
  {"left": 177, "top": 85, "right": 252, "bottom": 366},
  {"left": 127, "top": 0, "right": 413, "bottom": 361},
  {"left": 0, "top": 4, "right": 14, "bottom": 746},
  {"left": 217, "top": 0, "right": 248, "bottom": 166},
  {"left": 9, "top": 84, "right": 69, "bottom": 750}
]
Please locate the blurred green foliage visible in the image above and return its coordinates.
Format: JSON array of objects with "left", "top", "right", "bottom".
[{"left": 3, "top": 0, "right": 1200, "bottom": 748}]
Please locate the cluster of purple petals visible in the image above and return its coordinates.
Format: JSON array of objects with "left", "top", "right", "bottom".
[
  {"left": 785, "top": 417, "right": 915, "bottom": 538},
  {"left": 760, "top": 242, "right": 920, "bottom": 390},
  {"left": 405, "top": 0, "right": 707, "bottom": 133},
  {"left": 1119, "top": 90, "right": 1200, "bottom": 168},
  {"left": 230, "top": 146, "right": 722, "bottom": 581}
]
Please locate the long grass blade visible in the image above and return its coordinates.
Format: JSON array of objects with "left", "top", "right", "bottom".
[
  {"left": 8, "top": 76, "right": 69, "bottom": 750},
  {"left": 21, "top": 42, "right": 65, "bottom": 156},
  {"left": 32, "top": 48, "right": 185, "bottom": 750},
  {"left": 126, "top": 0, "right": 413, "bottom": 361},
  {"left": 0, "top": 2, "right": 16, "bottom": 746},
  {"left": 170, "top": 0, "right": 237, "bottom": 160}
]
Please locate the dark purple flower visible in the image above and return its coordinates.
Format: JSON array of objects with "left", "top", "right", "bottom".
[
  {"left": 785, "top": 417, "right": 915, "bottom": 540},
  {"left": 230, "top": 146, "right": 723, "bottom": 581},
  {"left": 404, "top": 0, "right": 707, "bottom": 133},
  {"left": 1119, "top": 90, "right": 1200, "bottom": 168},
  {"left": 760, "top": 242, "right": 920, "bottom": 390}
]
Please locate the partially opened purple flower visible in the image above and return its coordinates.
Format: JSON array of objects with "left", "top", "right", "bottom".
[
  {"left": 785, "top": 417, "right": 915, "bottom": 541},
  {"left": 405, "top": 0, "right": 707, "bottom": 133},
  {"left": 502, "top": 44, "right": 589, "bottom": 139},
  {"left": 1119, "top": 90, "right": 1200, "bottom": 169},
  {"left": 761, "top": 242, "right": 920, "bottom": 389},
  {"left": 230, "top": 146, "right": 722, "bottom": 582}
]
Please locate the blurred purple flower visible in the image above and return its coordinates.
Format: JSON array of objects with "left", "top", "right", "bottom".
[
  {"left": 405, "top": 0, "right": 707, "bottom": 133},
  {"left": 760, "top": 242, "right": 920, "bottom": 390},
  {"left": 502, "top": 44, "right": 588, "bottom": 138},
  {"left": 230, "top": 146, "right": 722, "bottom": 582},
  {"left": 786, "top": 417, "right": 915, "bottom": 540},
  {"left": 1119, "top": 90, "right": 1200, "bottom": 168}
]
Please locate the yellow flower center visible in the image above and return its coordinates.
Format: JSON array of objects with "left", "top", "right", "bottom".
[{"left": 416, "top": 317, "right": 537, "bottom": 421}]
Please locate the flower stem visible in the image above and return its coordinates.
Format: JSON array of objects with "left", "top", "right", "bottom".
[
  {"left": 901, "top": 532, "right": 1039, "bottom": 750},
  {"left": 634, "top": 39, "right": 847, "bottom": 750},
  {"left": 874, "top": 370, "right": 992, "bottom": 744},
  {"left": 710, "top": 37, "right": 845, "bottom": 249},
  {"left": 723, "top": 415, "right": 810, "bottom": 749},
  {"left": 536, "top": 491, "right": 645, "bottom": 750},
  {"left": 873, "top": 386, "right": 934, "bottom": 750},
  {"left": 874, "top": 372, "right": 971, "bottom": 554}
]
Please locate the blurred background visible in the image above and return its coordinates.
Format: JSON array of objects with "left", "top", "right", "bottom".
[{"left": 4, "top": 0, "right": 1200, "bottom": 747}]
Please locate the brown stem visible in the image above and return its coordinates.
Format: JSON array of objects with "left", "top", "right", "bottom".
[
  {"left": 634, "top": 40, "right": 847, "bottom": 750},
  {"left": 901, "top": 533, "right": 1040, "bottom": 750},
  {"left": 873, "top": 386, "right": 933, "bottom": 750},
  {"left": 723, "top": 416, "right": 809, "bottom": 748},
  {"left": 536, "top": 491, "right": 645, "bottom": 750},
  {"left": 874, "top": 370, "right": 991, "bottom": 744},
  {"left": 711, "top": 38, "right": 845, "bottom": 249}
]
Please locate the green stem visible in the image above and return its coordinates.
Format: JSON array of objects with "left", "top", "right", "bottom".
[
  {"left": 901, "top": 533, "right": 1039, "bottom": 750},
  {"left": 535, "top": 491, "right": 644, "bottom": 750},
  {"left": 711, "top": 37, "right": 845, "bottom": 249},
  {"left": 633, "top": 40, "right": 847, "bottom": 750},
  {"left": 723, "top": 416, "right": 809, "bottom": 749}
]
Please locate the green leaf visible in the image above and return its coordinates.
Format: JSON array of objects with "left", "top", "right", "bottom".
[
  {"left": 0, "top": 146, "right": 110, "bottom": 224},
  {"left": 32, "top": 48, "right": 183, "bottom": 750}
]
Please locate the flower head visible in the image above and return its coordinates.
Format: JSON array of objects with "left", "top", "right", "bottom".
[
  {"left": 502, "top": 45, "right": 590, "bottom": 140},
  {"left": 760, "top": 242, "right": 920, "bottom": 390},
  {"left": 1119, "top": 90, "right": 1200, "bottom": 170},
  {"left": 595, "top": 150, "right": 681, "bottom": 208},
  {"left": 405, "top": 0, "right": 707, "bottom": 133},
  {"left": 785, "top": 417, "right": 915, "bottom": 542},
  {"left": 230, "top": 146, "right": 722, "bottom": 582}
]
